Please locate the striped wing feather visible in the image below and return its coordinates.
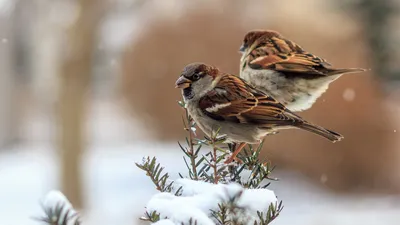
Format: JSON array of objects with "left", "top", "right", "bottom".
[
  {"left": 198, "top": 74, "right": 302, "bottom": 126},
  {"left": 246, "top": 34, "right": 364, "bottom": 76}
]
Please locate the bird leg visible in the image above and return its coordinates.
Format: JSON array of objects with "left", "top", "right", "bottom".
[{"left": 224, "top": 142, "right": 247, "bottom": 164}]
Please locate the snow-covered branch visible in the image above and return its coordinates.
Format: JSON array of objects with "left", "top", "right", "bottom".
[
  {"left": 35, "top": 191, "right": 80, "bottom": 225},
  {"left": 137, "top": 106, "right": 283, "bottom": 225},
  {"left": 145, "top": 179, "right": 280, "bottom": 225}
]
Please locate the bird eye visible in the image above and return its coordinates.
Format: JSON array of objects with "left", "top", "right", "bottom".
[{"left": 192, "top": 73, "right": 200, "bottom": 80}]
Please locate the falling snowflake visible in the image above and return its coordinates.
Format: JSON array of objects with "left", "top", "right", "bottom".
[
  {"left": 110, "top": 59, "right": 117, "bottom": 66},
  {"left": 343, "top": 88, "right": 356, "bottom": 102},
  {"left": 320, "top": 174, "right": 328, "bottom": 184},
  {"left": 1, "top": 38, "right": 7, "bottom": 43}
]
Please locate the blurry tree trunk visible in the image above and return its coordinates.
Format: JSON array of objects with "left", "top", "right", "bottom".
[{"left": 58, "top": 0, "right": 104, "bottom": 209}]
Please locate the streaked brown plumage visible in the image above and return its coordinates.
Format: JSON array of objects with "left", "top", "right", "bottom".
[
  {"left": 176, "top": 63, "right": 343, "bottom": 163},
  {"left": 239, "top": 30, "right": 367, "bottom": 112}
]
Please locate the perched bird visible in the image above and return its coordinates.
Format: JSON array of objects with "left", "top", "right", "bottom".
[
  {"left": 175, "top": 63, "right": 343, "bottom": 163},
  {"left": 239, "top": 30, "right": 366, "bottom": 112}
]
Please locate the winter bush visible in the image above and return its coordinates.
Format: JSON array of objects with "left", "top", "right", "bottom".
[{"left": 35, "top": 103, "right": 283, "bottom": 225}]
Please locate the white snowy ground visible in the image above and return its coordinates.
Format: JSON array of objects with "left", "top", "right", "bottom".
[{"left": 1, "top": 100, "right": 400, "bottom": 225}]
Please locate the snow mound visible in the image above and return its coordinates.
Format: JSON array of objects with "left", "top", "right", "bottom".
[
  {"left": 42, "top": 190, "right": 73, "bottom": 209},
  {"left": 40, "top": 190, "right": 78, "bottom": 225},
  {"left": 146, "top": 179, "right": 277, "bottom": 225},
  {"left": 153, "top": 219, "right": 176, "bottom": 225}
]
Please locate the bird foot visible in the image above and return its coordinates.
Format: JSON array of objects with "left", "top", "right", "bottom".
[{"left": 224, "top": 142, "right": 246, "bottom": 164}]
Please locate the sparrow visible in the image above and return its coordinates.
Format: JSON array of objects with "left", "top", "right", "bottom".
[
  {"left": 239, "top": 30, "right": 367, "bottom": 112},
  {"left": 175, "top": 63, "right": 343, "bottom": 163}
]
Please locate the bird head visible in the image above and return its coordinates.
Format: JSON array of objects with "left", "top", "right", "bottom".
[
  {"left": 239, "top": 29, "right": 282, "bottom": 54},
  {"left": 175, "top": 63, "right": 219, "bottom": 100}
]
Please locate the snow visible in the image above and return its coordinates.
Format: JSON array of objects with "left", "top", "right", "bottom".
[
  {"left": 238, "top": 188, "right": 277, "bottom": 212},
  {"left": 152, "top": 219, "right": 176, "bottom": 225},
  {"left": 342, "top": 88, "right": 356, "bottom": 102},
  {"left": 147, "top": 192, "right": 215, "bottom": 225},
  {"left": 41, "top": 191, "right": 74, "bottom": 212},
  {"left": 146, "top": 179, "right": 277, "bottom": 225},
  {"left": 173, "top": 179, "right": 215, "bottom": 196},
  {"left": 40, "top": 191, "right": 77, "bottom": 225},
  {"left": 190, "top": 127, "right": 196, "bottom": 133}
]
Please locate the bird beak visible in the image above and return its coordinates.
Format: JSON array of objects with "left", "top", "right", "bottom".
[
  {"left": 175, "top": 76, "right": 192, "bottom": 89},
  {"left": 239, "top": 44, "right": 246, "bottom": 53}
]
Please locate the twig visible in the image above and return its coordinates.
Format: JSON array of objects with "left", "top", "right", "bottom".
[
  {"left": 211, "top": 143, "right": 219, "bottom": 184},
  {"left": 184, "top": 108, "right": 199, "bottom": 180},
  {"left": 135, "top": 157, "right": 172, "bottom": 192}
]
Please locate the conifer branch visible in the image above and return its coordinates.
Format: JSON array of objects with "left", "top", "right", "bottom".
[
  {"left": 34, "top": 201, "right": 80, "bottom": 225},
  {"left": 255, "top": 201, "right": 284, "bottom": 225},
  {"left": 178, "top": 101, "right": 200, "bottom": 180},
  {"left": 135, "top": 157, "right": 174, "bottom": 192},
  {"left": 200, "top": 127, "right": 229, "bottom": 184},
  {"left": 140, "top": 211, "right": 160, "bottom": 223}
]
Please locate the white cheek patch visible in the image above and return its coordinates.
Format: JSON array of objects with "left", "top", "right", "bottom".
[{"left": 205, "top": 102, "right": 231, "bottom": 113}]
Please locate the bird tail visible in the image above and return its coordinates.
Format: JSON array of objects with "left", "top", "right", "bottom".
[
  {"left": 326, "top": 68, "right": 367, "bottom": 76},
  {"left": 297, "top": 122, "right": 343, "bottom": 143}
]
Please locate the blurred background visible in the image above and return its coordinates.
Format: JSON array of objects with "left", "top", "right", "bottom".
[{"left": 1, "top": 0, "right": 400, "bottom": 224}]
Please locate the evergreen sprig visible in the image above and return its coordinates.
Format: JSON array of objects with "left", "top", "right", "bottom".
[
  {"left": 140, "top": 211, "right": 161, "bottom": 223},
  {"left": 135, "top": 157, "right": 175, "bottom": 193},
  {"left": 210, "top": 189, "right": 283, "bottom": 225},
  {"left": 255, "top": 201, "right": 284, "bottom": 225},
  {"left": 34, "top": 201, "right": 80, "bottom": 225},
  {"left": 137, "top": 103, "right": 283, "bottom": 225},
  {"left": 194, "top": 127, "right": 230, "bottom": 184},
  {"left": 224, "top": 142, "right": 278, "bottom": 190},
  {"left": 178, "top": 100, "right": 202, "bottom": 181},
  {"left": 140, "top": 211, "right": 200, "bottom": 225}
]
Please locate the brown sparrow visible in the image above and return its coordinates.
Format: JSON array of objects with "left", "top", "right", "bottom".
[
  {"left": 239, "top": 30, "right": 366, "bottom": 112},
  {"left": 175, "top": 63, "right": 343, "bottom": 163}
]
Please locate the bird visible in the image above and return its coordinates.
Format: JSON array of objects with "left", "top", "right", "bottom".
[
  {"left": 239, "top": 29, "right": 367, "bottom": 112},
  {"left": 175, "top": 63, "right": 343, "bottom": 163}
]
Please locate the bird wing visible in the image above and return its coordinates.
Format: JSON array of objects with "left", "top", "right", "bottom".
[
  {"left": 245, "top": 34, "right": 334, "bottom": 76},
  {"left": 198, "top": 74, "right": 303, "bottom": 126}
]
